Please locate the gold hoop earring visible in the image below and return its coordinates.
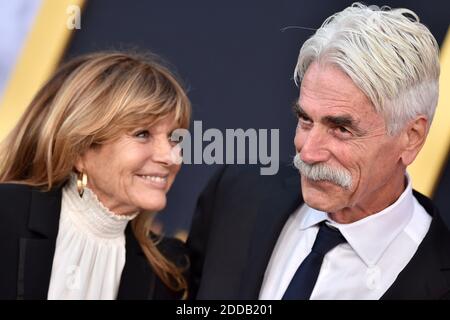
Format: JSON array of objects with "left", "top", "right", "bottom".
[{"left": 77, "top": 172, "right": 88, "bottom": 197}]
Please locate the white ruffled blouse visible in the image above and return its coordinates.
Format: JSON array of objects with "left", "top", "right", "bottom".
[{"left": 47, "top": 175, "right": 137, "bottom": 300}]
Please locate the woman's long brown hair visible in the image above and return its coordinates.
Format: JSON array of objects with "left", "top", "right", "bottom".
[{"left": 0, "top": 51, "right": 191, "bottom": 298}]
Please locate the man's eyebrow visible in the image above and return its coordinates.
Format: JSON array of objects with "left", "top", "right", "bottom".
[
  {"left": 294, "top": 102, "right": 366, "bottom": 135},
  {"left": 293, "top": 103, "right": 310, "bottom": 119},
  {"left": 324, "top": 115, "right": 355, "bottom": 127},
  {"left": 324, "top": 115, "right": 365, "bottom": 135}
]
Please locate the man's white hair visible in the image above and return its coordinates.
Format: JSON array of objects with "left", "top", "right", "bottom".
[{"left": 295, "top": 2, "right": 440, "bottom": 135}]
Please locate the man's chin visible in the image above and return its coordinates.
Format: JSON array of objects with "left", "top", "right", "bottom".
[
  {"left": 303, "top": 198, "right": 333, "bottom": 212},
  {"left": 301, "top": 184, "right": 342, "bottom": 213}
]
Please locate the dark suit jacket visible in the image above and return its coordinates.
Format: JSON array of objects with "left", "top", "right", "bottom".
[
  {"left": 0, "top": 182, "right": 188, "bottom": 300},
  {"left": 187, "top": 164, "right": 450, "bottom": 299}
]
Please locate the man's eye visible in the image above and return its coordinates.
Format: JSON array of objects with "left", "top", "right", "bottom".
[
  {"left": 299, "top": 115, "right": 312, "bottom": 124},
  {"left": 333, "top": 126, "right": 352, "bottom": 137},
  {"left": 135, "top": 130, "right": 150, "bottom": 138},
  {"left": 297, "top": 117, "right": 313, "bottom": 131}
]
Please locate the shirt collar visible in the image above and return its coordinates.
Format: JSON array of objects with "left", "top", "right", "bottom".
[
  {"left": 299, "top": 205, "right": 328, "bottom": 229},
  {"left": 299, "top": 173, "right": 415, "bottom": 267}
]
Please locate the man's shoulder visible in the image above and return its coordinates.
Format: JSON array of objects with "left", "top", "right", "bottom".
[
  {"left": 383, "top": 189, "right": 450, "bottom": 299},
  {"left": 412, "top": 188, "right": 450, "bottom": 226},
  {"left": 412, "top": 189, "right": 437, "bottom": 216}
]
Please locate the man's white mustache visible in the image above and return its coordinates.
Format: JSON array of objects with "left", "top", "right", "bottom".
[{"left": 293, "top": 153, "right": 352, "bottom": 189}]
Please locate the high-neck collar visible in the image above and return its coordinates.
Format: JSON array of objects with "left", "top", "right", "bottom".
[{"left": 61, "top": 174, "right": 138, "bottom": 239}]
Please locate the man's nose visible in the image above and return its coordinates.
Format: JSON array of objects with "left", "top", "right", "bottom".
[{"left": 295, "top": 127, "right": 331, "bottom": 164}]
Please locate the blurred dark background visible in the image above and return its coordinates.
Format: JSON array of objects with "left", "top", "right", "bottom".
[{"left": 64, "top": 0, "right": 450, "bottom": 235}]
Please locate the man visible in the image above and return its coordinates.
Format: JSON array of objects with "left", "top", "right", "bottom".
[{"left": 187, "top": 3, "right": 450, "bottom": 299}]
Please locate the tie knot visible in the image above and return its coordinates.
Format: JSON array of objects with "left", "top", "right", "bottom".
[{"left": 311, "top": 222, "right": 346, "bottom": 256}]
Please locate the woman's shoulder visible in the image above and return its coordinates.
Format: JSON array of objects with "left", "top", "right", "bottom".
[
  {"left": 0, "top": 183, "right": 34, "bottom": 235},
  {"left": 0, "top": 183, "right": 62, "bottom": 232},
  {"left": 155, "top": 235, "right": 189, "bottom": 268},
  {"left": 0, "top": 182, "right": 62, "bottom": 205},
  {"left": 157, "top": 236, "right": 186, "bottom": 250},
  {"left": 0, "top": 183, "right": 33, "bottom": 212},
  {"left": 0, "top": 182, "right": 33, "bottom": 196}
]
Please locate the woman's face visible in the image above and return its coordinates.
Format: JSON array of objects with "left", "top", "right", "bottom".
[{"left": 76, "top": 116, "right": 182, "bottom": 215}]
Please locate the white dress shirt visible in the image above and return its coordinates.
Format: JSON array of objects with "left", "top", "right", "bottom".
[
  {"left": 259, "top": 174, "right": 431, "bottom": 300},
  {"left": 47, "top": 175, "right": 137, "bottom": 300}
]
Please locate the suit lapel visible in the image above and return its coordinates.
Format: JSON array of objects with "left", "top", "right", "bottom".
[
  {"left": 117, "top": 224, "right": 155, "bottom": 299},
  {"left": 239, "top": 173, "right": 302, "bottom": 299},
  {"left": 19, "top": 187, "right": 62, "bottom": 299},
  {"left": 237, "top": 177, "right": 450, "bottom": 300}
]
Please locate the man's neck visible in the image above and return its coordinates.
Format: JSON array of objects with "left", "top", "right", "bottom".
[{"left": 329, "top": 173, "right": 407, "bottom": 224}]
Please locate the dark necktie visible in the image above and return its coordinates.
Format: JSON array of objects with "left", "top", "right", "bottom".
[{"left": 282, "top": 222, "right": 346, "bottom": 300}]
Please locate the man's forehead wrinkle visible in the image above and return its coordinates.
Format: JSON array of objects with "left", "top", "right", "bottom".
[
  {"left": 300, "top": 88, "right": 377, "bottom": 125},
  {"left": 300, "top": 88, "right": 359, "bottom": 114},
  {"left": 297, "top": 101, "right": 386, "bottom": 137},
  {"left": 299, "top": 100, "right": 363, "bottom": 123},
  {"left": 302, "top": 64, "right": 360, "bottom": 95},
  {"left": 301, "top": 68, "right": 372, "bottom": 111}
]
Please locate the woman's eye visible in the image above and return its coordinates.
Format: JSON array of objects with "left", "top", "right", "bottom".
[
  {"left": 135, "top": 130, "right": 150, "bottom": 139},
  {"left": 168, "top": 132, "right": 183, "bottom": 147}
]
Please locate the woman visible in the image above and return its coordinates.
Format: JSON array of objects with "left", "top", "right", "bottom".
[{"left": 0, "top": 52, "right": 191, "bottom": 299}]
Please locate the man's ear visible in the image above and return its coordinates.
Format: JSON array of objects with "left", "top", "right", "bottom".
[{"left": 400, "top": 116, "right": 428, "bottom": 166}]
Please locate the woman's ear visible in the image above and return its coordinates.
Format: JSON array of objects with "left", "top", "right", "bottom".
[
  {"left": 400, "top": 116, "right": 428, "bottom": 166},
  {"left": 74, "top": 155, "right": 85, "bottom": 173}
]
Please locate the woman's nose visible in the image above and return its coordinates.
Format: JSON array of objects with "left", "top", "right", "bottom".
[{"left": 152, "top": 136, "right": 177, "bottom": 166}]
